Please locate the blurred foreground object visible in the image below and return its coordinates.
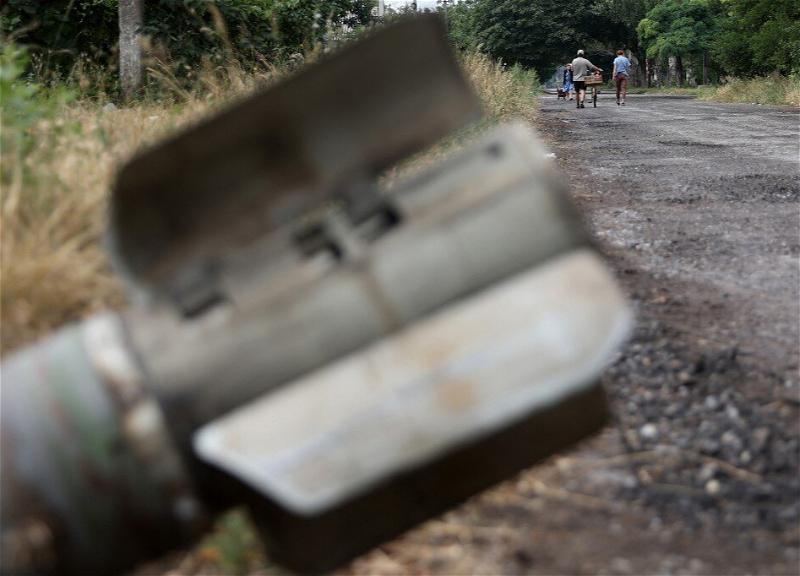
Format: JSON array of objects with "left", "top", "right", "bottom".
[{"left": 0, "top": 15, "right": 631, "bottom": 575}]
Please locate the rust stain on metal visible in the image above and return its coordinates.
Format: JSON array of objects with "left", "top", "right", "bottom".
[
  {"left": 437, "top": 379, "right": 478, "bottom": 414},
  {"left": 82, "top": 314, "right": 208, "bottom": 530}
]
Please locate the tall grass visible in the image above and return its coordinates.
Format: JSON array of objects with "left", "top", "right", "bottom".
[
  {"left": 462, "top": 51, "right": 540, "bottom": 123},
  {"left": 625, "top": 76, "right": 800, "bottom": 106},
  {"left": 0, "top": 47, "right": 540, "bottom": 356},
  {"left": 700, "top": 75, "right": 800, "bottom": 106},
  {"left": 380, "top": 51, "right": 540, "bottom": 184},
  {"left": 0, "top": 51, "right": 283, "bottom": 354}
]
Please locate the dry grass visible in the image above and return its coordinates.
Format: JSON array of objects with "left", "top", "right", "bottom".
[
  {"left": 382, "top": 51, "right": 540, "bottom": 187},
  {"left": 0, "top": 62, "right": 280, "bottom": 354},
  {"left": 461, "top": 51, "right": 540, "bottom": 123},
  {"left": 700, "top": 75, "right": 800, "bottom": 106},
  {"left": 1, "top": 50, "right": 538, "bottom": 356},
  {"left": 1, "top": 109, "right": 125, "bottom": 352},
  {"left": 626, "top": 76, "right": 800, "bottom": 107}
]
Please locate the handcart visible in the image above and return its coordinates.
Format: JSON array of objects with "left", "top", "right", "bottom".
[{"left": 584, "top": 72, "right": 603, "bottom": 107}]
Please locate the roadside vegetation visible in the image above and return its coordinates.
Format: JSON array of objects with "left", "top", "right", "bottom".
[
  {"left": 622, "top": 76, "right": 800, "bottom": 107},
  {"left": 703, "top": 75, "right": 800, "bottom": 106},
  {"left": 449, "top": 0, "right": 798, "bottom": 106}
]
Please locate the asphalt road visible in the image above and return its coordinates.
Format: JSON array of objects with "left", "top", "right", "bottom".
[
  {"left": 347, "top": 95, "right": 799, "bottom": 575},
  {"left": 528, "top": 94, "right": 799, "bottom": 574}
]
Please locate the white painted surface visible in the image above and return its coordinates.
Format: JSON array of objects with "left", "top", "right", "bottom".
[{"left": 195, "top": 248, "right": 631, "bottom": 515}]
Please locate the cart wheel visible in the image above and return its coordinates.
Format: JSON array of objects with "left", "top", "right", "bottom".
[{"left": 593, "top": 88, "right": 597, "bottom": 107}]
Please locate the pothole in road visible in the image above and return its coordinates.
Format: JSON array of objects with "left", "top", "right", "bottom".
[
  {"left": 658, "top": 140, "right": 728, "bottom": 148},
  {"left": 722, "top": 176, "right": 800, "bottom": 203},
  {"left": 684, "top": 175, "right": 800, "bottom": 203},
  {"left": 588, "top": 121, "right": 625, "bottom": 128}
]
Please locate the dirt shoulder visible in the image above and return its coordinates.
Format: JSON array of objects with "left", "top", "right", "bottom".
[{"left": 347, "top": 94, "right": 799, "bottom": 575}]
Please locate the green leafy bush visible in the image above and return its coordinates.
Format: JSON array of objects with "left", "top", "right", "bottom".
[
  {"left": 2, "top": 0, "right": 119, "bottom": 78},
  {"left": 0, "top": 42, "right": 75, "bottom": 183}
]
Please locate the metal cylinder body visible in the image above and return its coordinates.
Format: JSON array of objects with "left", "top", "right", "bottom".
[{"left": 0, "top": 314, "right": 205, "bottom": 575}]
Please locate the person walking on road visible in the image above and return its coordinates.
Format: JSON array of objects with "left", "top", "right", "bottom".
[
  {"left": 563, "top": 63, "right": 575, "bottom": 100},
  {"left": 613, "top": 49, "right": 631, "bottom": 105},
  {"left": 571, "top": 50, "right": 603, "bottom": 109}
]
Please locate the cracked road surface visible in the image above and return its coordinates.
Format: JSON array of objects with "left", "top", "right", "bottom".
[{"left": 346, "top": 95, "right": 799, "bottom": 575}]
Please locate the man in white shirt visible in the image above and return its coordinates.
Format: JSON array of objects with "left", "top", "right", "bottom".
[
  {"left": 571, "top": 50, "right": 603, "bottom": 109},
  {"left": 612, "top": 49, "right": 632, "bottom": 105}
]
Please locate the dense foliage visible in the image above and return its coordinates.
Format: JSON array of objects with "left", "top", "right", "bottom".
[
  {"left": 711, "top": 0, "right": 800, "bottom": 76},
  {"left": 3, "top": 0, "right": 799, "bottom": 93},
  {"left": 448, "top": 0, "right": 623, "bottom": 79},
  {"left": 637, "top": 0, "right": 717, "bottom": 62},
  {"left": 2, "top": 0, "right": 119, "bottom": 73},
  {"left": 2, "top": 0, "right": 374, "bottom": 82},
  {"left": 635, "top": 0, "right": 719, "bottom": 84},
  {"left": 446, "top": 0, "right": 799, "bottom": 85}
]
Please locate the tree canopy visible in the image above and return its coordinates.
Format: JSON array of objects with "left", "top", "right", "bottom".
[
  {"left": 711, "top": 0, "right": 800, "bottom": 76},
  {"left": 637, "top": 0, "right": 718, "bottom": 61},
  {"left": 453, "top": 0, "right": 625, "bottom": 79},
  {"left": 450, "top": 0, "right": 799, "bottom": 84},
  {"left": 3, "top": 0, "right": 799, "bottom": 90},
  {"left": 2, "top": 0, "right": 374, "bottom": 79}
]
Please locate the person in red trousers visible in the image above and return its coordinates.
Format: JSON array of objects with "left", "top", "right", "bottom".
[{"left": 613, "top": 49, "right": 631, "bottom": 106}]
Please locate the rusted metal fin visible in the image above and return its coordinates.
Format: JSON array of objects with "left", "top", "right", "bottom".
[{"left": 108, "top": 15, "right": 482, "bottom": 298}]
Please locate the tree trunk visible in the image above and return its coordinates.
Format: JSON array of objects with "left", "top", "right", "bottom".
[
  {"left": 675, "top": 55, "right": 683, "bottom": 87},
  {"left": 630, "top": 51, "right": 643, "bottom": 87},
  {"left": 702, "top": 50, "right": 708, "bottom": 85},
  {"left": 646, "top": 57, "right": 652, "bottom": 88},
  {"left": 119, "top": 0, "right": 144, "bottom": 99}
]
